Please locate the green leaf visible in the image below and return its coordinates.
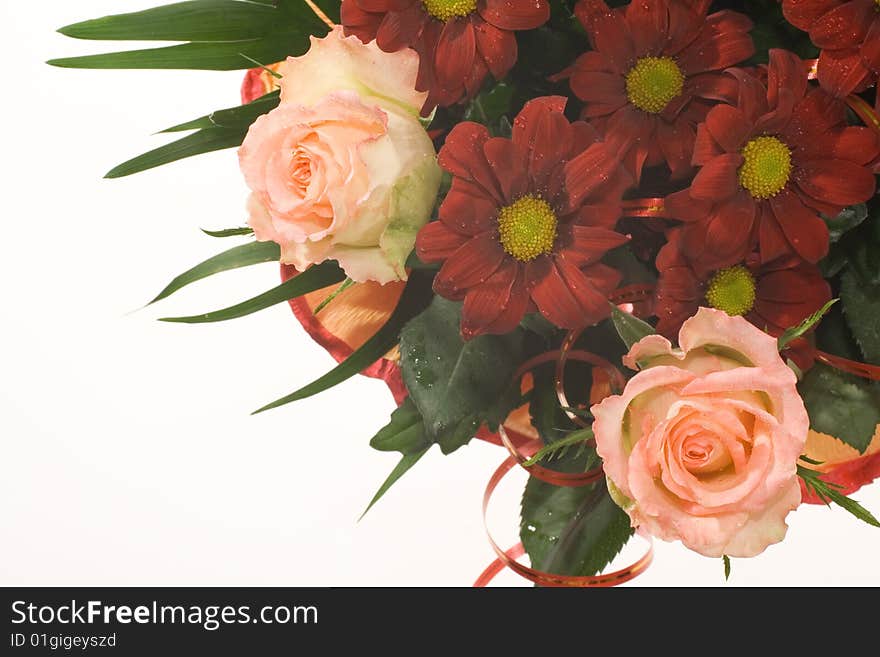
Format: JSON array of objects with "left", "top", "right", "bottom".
[
  {"left": 798, "top": 466, "right": 880, "bottom": 528},
  {"left": 841, "top": 269, "right": 880, "bottom": 365},
  {"left": 360, "top": 447, "right": 430, "bottom": 520},
  {"left": 162, "top": 91, "right": 280, "bottom": 133},
  {"left": 159, "top": 260, "right": 345, "bottom": 323},
  {"left": 777, "top": 299, "right": 838, "bottom": 351},
  {"left": 253, "top": 272, "right": 434, "bottom": 414},
  {"left": 201, "top": 227, "right": 254, "bottom": 238},
  {"left": 106, "top": 128, "right": 244, "bottom": 178},
  {"left": 313, "top": 278, "right": 355, "bottom": 315},
  {"left": 824, "top": 204, "right": 869, "bottom": 243},
  {"left": 149, "top": 240, "right": 279, "bottom": 305},
  {"left": 398, "top": 296, "right": 525, "bottom": 446},
  {"left": 723, "top": 555, "right": 731, "bottom": 581},
  {"left": 610, "top": 305, "right": 656, "bottom": 351},
  {"left": 57, "top": 1, "right": 278, "bottom": 42},
  {"left": 369, "top": 398, "right": 431, "bottom": 454},
  {"left": 523, "top": 429, "right": 593, "bottom": 467},
  {"left": 520, "top": 478, "right": 633, "bottom": 577},
  {"left": 798, "top": 363, "right": 880, "bottom": 454}
]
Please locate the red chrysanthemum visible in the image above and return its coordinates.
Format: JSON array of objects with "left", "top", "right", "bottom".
[
  {"left": 782, "top": 0, "right": 880, "bottom": 97},
  {"left": 415, "top": 96, "right": 632, "bottom": 339},
  {"left": 566, "top": 0, "right": 754, "bottom": 182},
  {"left": 340, "top": 0, "right": 550, "bottom": 113},
  {"left": 654, "top": 228, "right": 831, "bottom": 341},
  {"left": 666, "top": 49, "right": 879, "bottom": 272}
]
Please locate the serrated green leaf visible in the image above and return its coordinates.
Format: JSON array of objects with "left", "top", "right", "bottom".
[
  {"left": 149, "top": 241, "right": 279, "bottom": 305},
  {"left": 159, "top": 260, "right": 345, "bottom": 323},
  {"left": 798, "top": 363, "right": 880, "bottom": 454},
  {"left": 398, "top": 296, "right": 525, "bottom": 443},
  {"left": 610, "top": 305, "right": 656, "bottom": 351},
  {"left": 824, "top": 204, "right": 869, "bottom": 243},
  {"left": 57, "top": 1, "right": 278, "bottom": 42},
  {"left": 106, "top": 128, "right": 244, "bottom": 178},
  {"left": 520, "top": 478, "right": 633, "bottom": 577},
  {"left": 201, "top": 226, "right": 254, "bottom": 238},
  {"left": 777, "top": 299, "right": 838, "bottom": 351},
  {"left": 163, "top": 91, "right": 280, "bottom": 133},
  {"left": 798, "top": 466, "right": 880, "bottom": 528},
  {"left": 523, "top": 429, "right": 593, "bottom": 467},
  {"left": 841, "top": 269, "right": 880, "bottom": 365},
  {"left": 369, "top": 398, "right": 430, "bottom": 454},
  {"left": 253, "top": 272, "right": 433, "bottom": 414},
  {"left": 360, "top": 447, "right": 430, "bottom": 520}
]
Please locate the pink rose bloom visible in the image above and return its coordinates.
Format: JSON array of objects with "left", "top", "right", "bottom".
[
  {"left": 592, "top": 308, "right": 809, "bottom": 558},
  {"left": 239, "top": 28, "right": 441, "bottom": 284}
]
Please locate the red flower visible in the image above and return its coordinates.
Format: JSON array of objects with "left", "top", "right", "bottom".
[
  {"left": 666, "top": 49, "right": 879, "bottom": 272},
  {"left": 415, "top": 96, "right": 631, "bottom": 338},
  {"left": 782, "top": 0, "right": 880, "bottom": 97},
  {"left": 566, "top": 0, "right": 754, "bottom": 182},
  {"left": 340, "top": 0, "right": 550, "bottom": 113},
  {"left": 654, "top": 228, "right": 831, "bottom": 342}
]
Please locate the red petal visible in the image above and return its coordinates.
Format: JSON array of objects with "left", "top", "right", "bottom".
[
  {"left": 563, "top": 142, "right": 621, "bottom": 210},
  {"left": 460, "top": 261, "right": 518, "bottom": 339},
  {"left": 768, "top": 190, "right": 830, "bottom": 263},
  {"left": 757, "top": 202, "right": 791, "bottom": 263},
  {"left": 768, "top": 49, "right": 810, "bottom": 108},
  {"left": 485, "top": 268, "right": 530, "bottom": 335},
  {"left": 438, "top": 177, "right": 498, "bottom": 235},
  {"left": 624, "top": 0, "right": 669, "bottom": 54},
  {"left": 795, "top": 158, "right": 877, "bottom": 206},
  {"left": 416, "top": 221, "right": 469, "bottom": 262},
  {"left": 511, "top": 96, "right": 568, "bottom": 152},
  {"left": 527, "top": 255, "right": 611, "bottom": 329},
  {"left": 689, "top": 153, "right": 743, "bottom": 201},
  {"left": 479, "top": 0, "right": 550, "bottom": 30},
  {"left": 781, "top": 0, "right": 840, "bottom": 31},
  {"left": 664, "top": 188, "right": 713, "bottom": 222},
  {"left": 677, "top": 31, "right": 755, "bottom": 76},
  {"left": 665, "top": 0, "right": 706, "bottom": 55},
  {"left": 817, "top": 47, "right": 872, "bottom": 97},
  {"left": 356, "top": 0, "right": 413, "bottom": 10},
  {"left": 682, "top": 191, "right": 756, "bottom": 269},
  {"left": 685, "top": 72, "right": 740, "bottom": 105},
  {"left": 727, "top": 68, "right": 769, "bottom": 124},
  {"left": 705, "top": 104, "right": 750, "bottom": 152},
  {"left": 434, "top": 19, "right": 476, "bottom": 91},
  {"left": 528, "top": 109, "right": 573, "bottom": 191},
  {"left": 376, "top": 5, "right": 425, "bottom": 51},
  {"left": 341, "top": 0, "right": 384, "bottom": 41},
  {"left": 810, "top": 0, "right": 874, "bottom": 48},
  {"left": 483, "top": 137, "right": 528, "bottom": 204},
  {"left": 798, "top": 126, "right": 880, "bottom": 165},
  {"left": 473, "top": 19, "right": 517, "bottom": 79},
  {"left": 576, "top": 202, "right": 624, "bottom": 230},
  {"left": 569, "top": 70, "right": 627, "bottom": 107},
  {"left": 575, "top": 0, "right": 635, "bottom": 72},
  {"left": 860, "top": 19, "right": 880, "bottom": 71},
  {"left": 562, "top": 225, "right": 629, "bottom": 266},
  {"left": 692, "top": 123, "right": 723, "bottom": 165},
  {"left": 438, "top": 122, "right": 503, "bottom": 201},
  {"left": 755, "top": 265, "right": 831, "bottom": 330},
  {"left": 787, "top": 87, "right": 847, "bottom": 139},
  {"left": 434, "top": 232, "right": 506, "bottom": 298},
  {"left": 556, "top": 256, "right": 617, "bottom": 326},
  {"left": 656, "top": 118, "right": 696, "bottom": 180}
]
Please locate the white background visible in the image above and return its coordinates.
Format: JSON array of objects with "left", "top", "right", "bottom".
[{"left": 2, "top": 0, "right": 879, "bottom": 587}]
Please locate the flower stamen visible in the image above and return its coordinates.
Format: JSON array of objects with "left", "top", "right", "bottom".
[
  {"left": 738, "top": 136, "right": 792, "bottom": 199},
  {"left": 497, "top": 195, "right": 557, "bottom": 262},
  {"left": 625, "top": 57, "right": 685, "bottom": 114},
  {"left": 705, "top": 265, "right": 757, "bottom": 316},
  {"left": 421, "top": 0, "right": 477, "bottom": 21}
]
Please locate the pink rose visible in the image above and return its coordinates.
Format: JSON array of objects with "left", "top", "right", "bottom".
[
  {"left": 239, "top": 28, "right": 441, "bottom": 284},
  {"left": 592, "top": 308, "right": 809, "bottom": 558}
]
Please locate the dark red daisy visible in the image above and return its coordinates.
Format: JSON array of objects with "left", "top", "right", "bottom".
[
  {"left": 415, "top": 96, "right": 631, "bottom": 339},
  {"left": 654, "top": 228, "right": 831, "bottom": 340},
  {"left": 566, "top": 0, "right": 754, "bottom": 182},
  {"left": 341, "top": 0, "right": 550, "bottom": 113},
  {"left": 782, "top": 0, "right": 880, "bottom": 97},
  {"left": 665, "top": 49, "right": 879, "bottom": 272}
]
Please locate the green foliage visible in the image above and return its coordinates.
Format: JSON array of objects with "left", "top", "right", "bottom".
[
  {"left": 49, "top": 1, "right": 336, "bottom": 70},
  {"left": 462, "top": 81, "right": 515, "bottom": 136},
  {"left": 610, "top": 305, "right": 656, "bottom": 352},
  {"left": 253, "top": 272, "right": 434, "bottom": 414},
  {"left": 201, "top": 227, "right": 254, "bottom": 238},
  {"left": 161, "top": 91, "right": 280, "bottom": 133},
  {"left": 841, "top": 269, "right": 880, "bottom": 365},
  {"left": 159, "top": 261, "right": 345, "bottom": 323},
  {"left": 798, "top": 363, "right": 880, "bottom": 454},
  {"left": 825, "top": 204, "right": 869, "bottom": 244},
  {"left": 798, "top": 466, "right": 880, "bottom": 528},
  {"left": 523, "top": 429, "right": 593, "bottom": 467},
  {"left": 149, "top": 240, "right": 279, "bottom": 305},
  {"left": 398, "top": 297, "right": 526, "bottom": 453},
  {"left": 723, "top": 555, "right": 731, "bottom": 581},
  {"left": 777, "top": 299, "right": 838, "bottom": 351},
  {"left": 520, "top": 478, "right": 633, "bottom": 577}
]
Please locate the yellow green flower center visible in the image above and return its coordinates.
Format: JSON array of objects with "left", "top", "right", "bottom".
[
  {"left": 421, "top": 0, "right": 476, "bottom": 20},
  {"left": 738, "top": 136, "right": 792, "bottom": 199},
  {"left": 497, "top": 195, "right": 558, "bottom": 262},
  {"left": 705, "top": 265, "right": 757, "bottom": 316},
  {"left": 625, "top": 57, "right": 685, "bottom": 114}
]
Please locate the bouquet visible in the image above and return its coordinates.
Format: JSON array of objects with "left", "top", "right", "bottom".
[{"left": 52, "top": 0, "right": 880, "bottom": 585}]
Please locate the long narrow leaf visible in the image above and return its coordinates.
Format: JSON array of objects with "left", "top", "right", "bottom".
[
  {"left": 253, "top": 272, "right": 433, "bottom": 414},
  {"left": 359, "top": 448, "right": 430, "bottom": 520},
  {"left": 159, "top": 261, "right": 345, "bottom": 323},
  {"left": 150, "top": 241, "right": 279, "bottom": 305},
  {"left": 106, "top": 128, "right": 243, "bottom": 178},
  {"left": 57, "top": 1, "right": 278, "bottom": 42},
  {"left": 162, "top": 91, "right": 280, "bottom": 133}
]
